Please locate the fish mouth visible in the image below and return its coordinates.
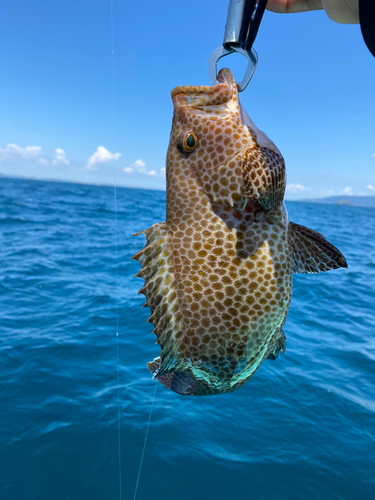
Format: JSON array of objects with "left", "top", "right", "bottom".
[
  {"left": 171, "top": 68, "right": 238, "bottom": 111},
  {"left": 217, "top": 67, "right": 236, "bottom": 88},
  {"left": 171, "top": 68, "right": 278, "bottom": 152}
]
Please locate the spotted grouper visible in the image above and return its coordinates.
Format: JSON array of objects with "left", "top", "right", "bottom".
[{"left": 132, "top": 68, "right": 347, "bottom": 396}]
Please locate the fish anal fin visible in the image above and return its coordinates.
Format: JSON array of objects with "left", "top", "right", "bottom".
[{"left": 288, "top": 222, "right": 347, "bottom": 274}]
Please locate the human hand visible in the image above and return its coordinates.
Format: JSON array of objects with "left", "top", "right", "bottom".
[{"left": 266, "top": 0, "right": 359, "bottom": 24}]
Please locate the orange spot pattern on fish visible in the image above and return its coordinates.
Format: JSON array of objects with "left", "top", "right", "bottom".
[{"left": 133, "top": 69, "right": 347, "bottom": 396}]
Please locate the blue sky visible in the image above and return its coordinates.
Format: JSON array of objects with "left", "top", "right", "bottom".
[{"left": 0, "top": 0, "right": 374, "bottom": 199}]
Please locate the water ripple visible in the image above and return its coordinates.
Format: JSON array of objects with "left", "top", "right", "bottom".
[{"left": 0, "top": 178, "right": 374, "bottom": 500}]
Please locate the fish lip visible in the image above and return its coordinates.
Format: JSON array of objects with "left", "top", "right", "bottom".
[
  {"left": 171, "top": 69, "right": 234, "bottom": 99},
  {"left": 171, "top": 84, "right": 216, "bottom": 99},
  {"left": 217, "top": 68, "right": 235, "bottom": 87},
  {"left": 171, "top": 69, "right": 237, "bottom": 109}
]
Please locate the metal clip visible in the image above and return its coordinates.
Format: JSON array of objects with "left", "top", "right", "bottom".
[
  {"left": 209, "top": 45, "right": 258, "bottom": 93},
  {"left": 209, "top": 0, "right": 267, "bottom": 92}
]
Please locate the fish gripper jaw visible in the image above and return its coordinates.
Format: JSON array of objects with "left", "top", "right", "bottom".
[{"left": 209, "top": 0, "right": 268, "bottom": 92}]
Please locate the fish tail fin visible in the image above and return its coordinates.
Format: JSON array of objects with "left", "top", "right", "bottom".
[{"left": 147, "top": 357, "right": 200, "bottom": 396}]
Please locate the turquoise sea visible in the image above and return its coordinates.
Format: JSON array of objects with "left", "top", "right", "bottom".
[{"left": 1, "top": 176, "right": 374, "bottom": 499}]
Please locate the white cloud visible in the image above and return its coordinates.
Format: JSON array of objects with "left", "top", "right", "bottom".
[
  {"left": 286, "top": 183, "right": 306, "bottom": 193},
  {"left": 0, "top": 143, "right": 42, "bottom": 163},
  {"left": 123, "top": 158, "right": 165, "bottom": 178},
  {"left": 367, "top": 184, "right": 375, "bottom": 191},
  {"left": 132, "top": 159, "right": 146, "bottom": 169},
  {"left": 53, "top": 148, "right": 69, "bottom": 165},
  {"left": 85, "top": 146, "right": 121, "bottom": 170},
  {"left": 0, "top": 144, "right": 70, "bottom": 168},
  {"left": 130, "top": 159, "right": 147, "bottom": 173},
  {"left": 372, "top": 153, "right": 375, "bottom": 158},
  {"left": 341, "top": 187, "right": 352, "bottom": 195}
]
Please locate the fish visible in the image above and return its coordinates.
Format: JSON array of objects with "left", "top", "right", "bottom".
[{"left": 132, "top": 68, "right": 347, "bottom": 396}]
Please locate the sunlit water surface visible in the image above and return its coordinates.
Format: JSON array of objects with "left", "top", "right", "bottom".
[{"left": 1, "top": 177, "right": 374, "bottom": 499}]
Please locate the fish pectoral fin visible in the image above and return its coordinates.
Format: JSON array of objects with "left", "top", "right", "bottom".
[
  {"left": 242, "top": 146, "right": 286, "bottom": 212},
  {"left": 288, "top": 222, "right": 348, "bottom": 273},
  {"left": 267, "top": 329, "right": 286, "bottom": 360}
]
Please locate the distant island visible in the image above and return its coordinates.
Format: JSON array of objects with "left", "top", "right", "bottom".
[
  {"left": 297, "top": 195, "right": 375, "bottom": 208},
  {"left": 1, "top": 174, "right": 375, "bottom": 207}
]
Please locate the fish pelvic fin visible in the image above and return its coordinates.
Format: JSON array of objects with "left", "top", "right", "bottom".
[
  {"left": 288, "top": 222, "right": 348, "bottom": 273},
  {"left": 267, "top": 329, "right": 286, "bottom": 360},
  {"left": 132, "top": 223, "right": 184, "bottom": 373},
  {"left": 242, "top": 146, "right": 286, "bottom": 212}
]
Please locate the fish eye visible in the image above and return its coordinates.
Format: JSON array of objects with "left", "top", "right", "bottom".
[{"left": 177, "top": 130, "right": 198, "bottom": 154}]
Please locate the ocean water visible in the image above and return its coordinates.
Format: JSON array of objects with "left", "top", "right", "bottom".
[{"left": 1, "top": 176, "right": 374, "bottom": 500}]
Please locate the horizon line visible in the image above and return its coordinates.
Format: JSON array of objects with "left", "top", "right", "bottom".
[{"left": 1, "top": 173, "right": 374, "bottom": 201}]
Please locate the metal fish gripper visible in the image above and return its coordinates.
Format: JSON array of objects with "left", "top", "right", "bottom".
[{"left": 209, "top": 0, "right": 268, "bottom": 92}]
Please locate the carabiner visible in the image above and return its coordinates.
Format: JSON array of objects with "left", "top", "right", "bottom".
[{"left": 209, "top": 0, "right": 268, "bottom": 92}]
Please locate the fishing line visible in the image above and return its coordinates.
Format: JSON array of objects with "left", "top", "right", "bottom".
[
  {"left": 114, "top": 182, "right": 122, "bottom": 500},
  {"left": 111, "top": 1, "right": 122, "bottom": 499},
  {"left": 110, "top": 0, "right": 115, "bottom": 139},
  {"left": 133, "top": 381, "right": 157, "bottom": 500},
  {"left": 110, "top": 3, "right": 156, "bottom": 499}
]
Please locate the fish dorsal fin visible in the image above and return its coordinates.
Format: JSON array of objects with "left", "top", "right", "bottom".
[
  {"left": 132, "top": 223, "right": 184, "bottom": 375},
  {"left": 288, "top": 222, "right": 347, "bottom": 274}
]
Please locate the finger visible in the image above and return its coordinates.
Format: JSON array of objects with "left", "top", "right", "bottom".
[
  {"left": 266, "top": 0, "right": 324, "bottom": 14},
  {"left": 321, "top": 0, "right": 359, "bottom": 23}
]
